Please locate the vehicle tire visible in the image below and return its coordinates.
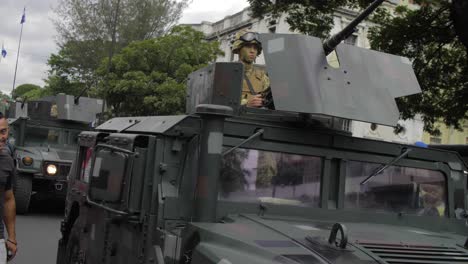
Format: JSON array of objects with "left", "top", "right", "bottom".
[
  {"left": 14, "top": 174, "right": 32, "bottom": 214},
  {"left": 64, "top": 221, "right": 84, "bottom": 264}
]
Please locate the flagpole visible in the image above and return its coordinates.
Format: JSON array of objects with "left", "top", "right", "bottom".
[{"left": 12, "top": 7, "right": 25, "bottom": 94}]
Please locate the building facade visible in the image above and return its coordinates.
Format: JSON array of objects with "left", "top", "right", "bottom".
[
  {"left": 423, "top": 121, "right": 468, "bottom": 145},
  {"left": 188, "top": 1, "right": 428, "bottom": 145}
]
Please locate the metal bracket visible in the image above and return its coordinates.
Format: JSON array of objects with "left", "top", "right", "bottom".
[
  {"left": 223, "top": 129, "right": 264, "bottom": 156},
  {"left": 328, "top": 223, "right": 348, "bottom": 249},
  {"left": 86, "top": 195, "right": 129, "bottom": 216},
  {"left": 94, "top": 143, "right": 135, "bottom": 155}
]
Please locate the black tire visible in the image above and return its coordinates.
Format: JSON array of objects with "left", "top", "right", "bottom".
[
  {"left": 14, "top": 174, "right": 32, "bottom": 214},
  {"left": 64, "top": 221, "right": 84, "bottom": 264}
]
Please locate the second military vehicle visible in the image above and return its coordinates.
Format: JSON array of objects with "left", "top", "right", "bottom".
[
  {"left": 56, "top": 0, "right": 468, "bottom": 263},
  {"left": 8, "top": 94, "right": 103, "bottom": 214}
]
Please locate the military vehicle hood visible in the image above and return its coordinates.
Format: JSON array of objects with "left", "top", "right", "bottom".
[
  {"left": 16, "top": 146, "right": 76, "bottom": 162},
  {"left": 189, "top": 214, "right": 467, "bottom": 264}
]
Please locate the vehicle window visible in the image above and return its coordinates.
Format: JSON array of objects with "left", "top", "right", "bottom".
[
  {"left": 70, "top": 131, "right": 80, "bottom": 145},
  {"left": 64, "top": 130, "right": 80, "bottom": 145},
  {"left": 345, "top": 160, "right": 446, "bottom": 217},
  {"left": 220, "top": 148, "right": 322, "bottom": 207},
  {"left": 25, "top": 125, "right": 60, "bottom": 146},
  {"left": 89, "top": 149, "right": 128, "bottom": 202}
]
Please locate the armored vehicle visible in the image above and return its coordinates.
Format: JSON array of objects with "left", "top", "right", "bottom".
[
  {"left": 56, "top": 1, "right": 468, "bottom": 263},
  {"left": 8, "top": 94, "right": 104, "bottom": 214},
  {"left": 430, "top": 144, "right": 468, "bottom": 165}
]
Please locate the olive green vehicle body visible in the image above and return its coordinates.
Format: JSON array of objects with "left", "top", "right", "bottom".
[
  {"left": 56, "top": 64, "right": 468, "bottom": 264},
  {"left": 7, "top": 94, "right": 103, "bottom": 213},
  {"left": 430, "top": 145, "right": 468, "bottom": 165},
  {"left": 56, "top": 107, "right": 468, "bottom": 264},
  {"left": 55, "top": 4, "right": 468, "bottom": 262}
]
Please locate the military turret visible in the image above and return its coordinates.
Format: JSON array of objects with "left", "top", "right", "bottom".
[
  {"left": 187, "top": 0, "right": 420, "bottom": 128},
  {"left": 8, "top": 93, "right": 104, "bottom": 214}
]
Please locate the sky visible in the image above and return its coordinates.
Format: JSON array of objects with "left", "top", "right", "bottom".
[{"left": 0, "top": 0, "right": 249, "bottom": 95}]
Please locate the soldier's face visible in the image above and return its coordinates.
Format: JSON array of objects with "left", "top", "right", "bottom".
[
  {"left": 239, "top": 43, "right": 258, "bottom": 64},
  {"left": 0, "top": 118, "right": 9, "bottom": 149},
  {"left": 421, "top": 184, "right": 443, "bottom": 206}
]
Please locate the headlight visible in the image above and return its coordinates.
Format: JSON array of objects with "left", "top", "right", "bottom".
[
  {"left": 46, "top": 164, "right": 57, "bottom": 176},
  {"left": 22, "top": 156, "right": 33, "bottom": 166}
]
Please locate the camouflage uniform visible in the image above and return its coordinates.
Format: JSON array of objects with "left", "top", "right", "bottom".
[
  {"left": 256, "top": 150, "right": 277, "bottom": 188},
  {"left": 232, "top": 29, "right": 270, "bottom": 105},
  {"left": 241, "top": 65, "right": 270, "bottom": 105}
]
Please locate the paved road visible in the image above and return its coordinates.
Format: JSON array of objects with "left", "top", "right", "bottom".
[{"left": 10, "top": 199, "right": 64, "bottom": 264}]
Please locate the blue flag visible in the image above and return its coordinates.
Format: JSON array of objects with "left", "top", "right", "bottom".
[
  {"left": 20, "top": 8, "right": 26, "bottom": 24},
  {"left": 1, "top": 46, "right": 6, "bottom": 58}
]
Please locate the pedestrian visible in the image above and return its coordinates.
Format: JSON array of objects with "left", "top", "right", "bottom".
[{"left": 0, "top": 112, "right": 17, "bottom": 263}]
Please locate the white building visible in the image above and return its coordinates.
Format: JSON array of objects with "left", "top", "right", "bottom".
[{"left": 187, "top": 1, "right": 423, "bottom": 145}]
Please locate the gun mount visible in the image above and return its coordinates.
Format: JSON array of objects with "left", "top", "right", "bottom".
[
  {"left": 187, "top": 33, "right": 421, "bottom": 127},
  {"left": 187, "top": 0, "right": 419, "bottom": 128},
  {"left": 323, "top": 0, "right": 386, "bottom": 55},
  {"left": 8, "top": 93, "right": 104, "bottom": 124}
]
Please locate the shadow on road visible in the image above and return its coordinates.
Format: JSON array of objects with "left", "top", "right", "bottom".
[{"left": 27, "top": 198, "right": 65, "bottom": 216}]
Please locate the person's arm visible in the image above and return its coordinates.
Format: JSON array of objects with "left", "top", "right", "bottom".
[
  {"left": 4, "top": 189, "right": 16, "bottom": 238},
  {"left": 4, "top": 173, "right": 17, "bottom": 259}
]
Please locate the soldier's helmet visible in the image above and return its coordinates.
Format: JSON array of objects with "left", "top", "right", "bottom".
[{"left": 232, "top": 29, "right": 263, "bottom": 56}]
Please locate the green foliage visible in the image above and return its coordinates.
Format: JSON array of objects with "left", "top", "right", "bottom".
[
  {"left": 97, "top": 26, "right": 224, "bottom": 116},
  {"left": 248, "top": 0, "right": 467, "bottom": 134},
  {"left": 248, "top": 0, "right": 373, "bottom": 38},
  {"left": 368, "top": 1, "right": 467, "bottom": 134},
  {"left": 47, "top": 0, "right": 189, "bottom": 99},
  {"left": 12, "top": 84, "right": 42, "bottom": 100},
  {"left": 44, "top": 40, "right": 107, "bottom": 98},
  {"left": 22, "top": 88, "right": 47, "bottom": 100},
  {"left": 0, "top": 92, "right": 12, "bottom": 115}
]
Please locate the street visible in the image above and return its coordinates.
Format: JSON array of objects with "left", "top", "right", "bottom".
[{"left": 10, "top": 199, "right": 64, "bottom": 264}]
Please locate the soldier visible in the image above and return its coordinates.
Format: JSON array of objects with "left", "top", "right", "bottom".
[
  {"left": 232, "top": 29, "right": 270, "bottom": 107},
  {"left": 418, "top": 183, "right": 445, "bottom": 217}
]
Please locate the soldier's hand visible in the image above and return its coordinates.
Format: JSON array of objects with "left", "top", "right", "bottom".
[{"left": 247, "top": 95, "right": 263, "bottom": 108}]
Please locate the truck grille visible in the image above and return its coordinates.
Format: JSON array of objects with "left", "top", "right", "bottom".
[
  {"left": 43, "top": 162, "right": 72, "bottom": 178},
  {"left": 359, "top": 242, "right": 468, "bottom": 264},
  {"left": 57, "top": 164, "right": 71, "bottom": 177}
]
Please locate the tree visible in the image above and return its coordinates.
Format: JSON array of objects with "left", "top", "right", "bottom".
[
  {"left": 97, "top": 26, "right": 224, "bottom": 116},
  {"left": 368, "top": 1, "right": 467, "bottom": 134},
  {"left": 0, "top": 92, "right": 12, "bottom": 115},
  {"left": 47, "top": 0, "right": 189, "bottom": 97},
  {"left": 44, "top": 42, "right": 97, "bottom": 97},
  {"left": 248, "top": 0, "right": 375, "bottom": 38},
  {"left": 248, "top": 0, "right": 467, "bottom": 134},
  {"left": 11, "top": 84, "right": 42, "bottom": 100}
]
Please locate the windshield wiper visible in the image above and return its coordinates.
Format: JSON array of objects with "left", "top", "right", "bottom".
[
  {"left": 360, "top": 148, "right": 412, "bottom": 185},
  {"left": 223, "top": 129, "right": 264, "bottom": 156}
]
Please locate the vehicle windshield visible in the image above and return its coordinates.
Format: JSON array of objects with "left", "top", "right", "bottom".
[
  {"left": 220, "top": 148, "right": 322, "bottom": 207},
  {"left": 24, "top": 125, "right": 80, "bottom": 147},
  {"left": 345, "top": 160, "right": 447, "bottom": 217}
]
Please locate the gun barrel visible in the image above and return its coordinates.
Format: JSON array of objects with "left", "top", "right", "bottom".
[{"left": 323, "top": 0, "right": 386, "bottom": 55}]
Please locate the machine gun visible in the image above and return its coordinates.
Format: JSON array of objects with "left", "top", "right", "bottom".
[{"left": 261, "top": 0, "right": 386, "bottom": 109}]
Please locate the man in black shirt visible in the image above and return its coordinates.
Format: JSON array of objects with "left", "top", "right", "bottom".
[{"left": 0, "top": 112, "right": 17, "bottom": 262}]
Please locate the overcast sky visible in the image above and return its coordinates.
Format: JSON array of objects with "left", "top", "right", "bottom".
[{"left": 0, "top": 0, "right": 249, "bottom": 95}]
